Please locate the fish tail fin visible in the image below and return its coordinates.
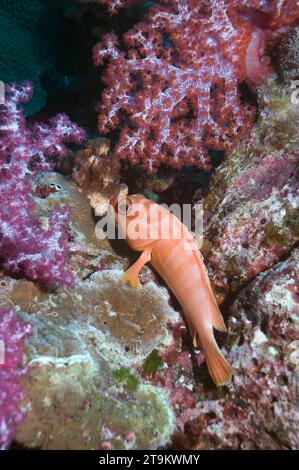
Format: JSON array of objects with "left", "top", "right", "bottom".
[{"left": 203, "top": 333, "right": 232, "bottom": 386}]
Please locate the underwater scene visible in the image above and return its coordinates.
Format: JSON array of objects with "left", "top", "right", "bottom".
[{"left": 0, "top": 0, "right": 298, "bottom": 454}]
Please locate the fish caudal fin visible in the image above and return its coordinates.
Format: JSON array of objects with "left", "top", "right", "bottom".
[{"left": 204, "top": 334, "right": 232, "bottom": 386}]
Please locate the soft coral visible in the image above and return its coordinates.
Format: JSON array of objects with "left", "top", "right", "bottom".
[
  {"left": 93, "top": 0, "right": 299, "bottom": 172},
  {"left": 0, "top": 83, "right": 86, "bottom": 287},
  {"left": 0, "top": 308, "right": 31, "bottom": 450}
]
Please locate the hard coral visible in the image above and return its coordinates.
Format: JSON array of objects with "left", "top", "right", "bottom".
[
  {"left": 0, "top": 270, "right": 179, "bottom": 449},
  {"left": 93, "top": 0, "right": 299, "bottom": 171},
  {"left": 0, "top": 308, "right": 31, "bottom": 450},
  {"left": 0, "top": 83, "right": 86, "bottom": 287}
]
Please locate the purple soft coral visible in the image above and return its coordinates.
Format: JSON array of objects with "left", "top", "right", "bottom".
[
  {"left": 0, "top": 83, "right": 86, "bottom": 287},
  {"left": 0, "top": 308, "right": 31, "bottom": 450}
]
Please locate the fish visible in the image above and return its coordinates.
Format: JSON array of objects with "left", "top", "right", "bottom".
[{"left": 109, "top": 194, "right": 232, "bottom": 386}]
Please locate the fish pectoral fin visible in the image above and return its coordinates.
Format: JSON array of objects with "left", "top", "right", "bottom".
[
  {"left": 122, "top": 271, "right": 141, "bottom": 288},
  {"left": 122, "top": 249, "right": 151, "bottom": 289}
]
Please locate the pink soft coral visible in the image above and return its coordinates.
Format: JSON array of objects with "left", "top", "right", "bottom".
[
  {"left": 0, "top": 308, "right": 31, "bottom": 450},
  {"left": 94, "top": 0, "right": 299, "bottom": 172},
  {"left": 0, "top": 83, "right": 86, "bottom": 287}
]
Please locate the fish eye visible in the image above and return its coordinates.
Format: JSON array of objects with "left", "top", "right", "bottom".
[{"left": 117, "top": 199, "right": 132, "bottom": 215}]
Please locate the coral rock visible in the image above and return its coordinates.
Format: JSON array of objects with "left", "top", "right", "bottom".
[
  {"left": 32, "top": 172, "right": 128, "bottom": 279},
  {"left": 185, "top": 249, "right": 299, "bottom": 450},
  {"left": 202, "top": 79, "right": 299, "bottom": 297},
  {"left": 0, "top": 270, "right": 180, "bottom": 449},
  {"left": 71, "top": 137, "right": 128, "bottom": 216}
]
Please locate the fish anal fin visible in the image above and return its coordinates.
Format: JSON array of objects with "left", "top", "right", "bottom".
[
  {"left": 193, "top": 249, "right": 227, "bottom": 332},
  {"left": 210, "top": 306, "right": 227, "bottom": 332}
]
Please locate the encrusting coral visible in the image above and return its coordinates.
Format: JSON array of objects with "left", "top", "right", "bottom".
[
  {"left": 0, "top": 270, "right": 180, "bottom": 449},
  {"left": 93, "top": 0, "right": 299, "bottom": 171},
  {"left": 276, "top": 26, "right": 299, "bottom": 82},
  {"left": 0, "top": 82, "right": 86, "bottom": 287}
]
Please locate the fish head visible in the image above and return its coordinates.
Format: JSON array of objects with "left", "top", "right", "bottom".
[{"left": 109, "top": 194, "right": 155, "bottom": 250}]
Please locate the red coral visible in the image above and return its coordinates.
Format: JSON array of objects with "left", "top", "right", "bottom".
[
  {"left": 94, "top": 0, "right": 299, "bottom": 172},
  {"left": 0, "top": 308, "right": 31, "bottom": 450},
  {"left": 0, "top": 83, "right": 86, "bottom": 287}
]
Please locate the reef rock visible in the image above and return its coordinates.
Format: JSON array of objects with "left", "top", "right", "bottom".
[
  {"left": 0, "top": 270, "right": 179, "bottom": 449},
  {"left": 182, "top": 249, "right": 299, "bottom": 450},
  {"left": 202, "top": 78, "right": 299, "bottom": 297},
  {"left": 71, "top": 137, "right": 128, "bottom": 216},
  {"left": 33, "top": 171, "right": 127, "bottom": 279}
]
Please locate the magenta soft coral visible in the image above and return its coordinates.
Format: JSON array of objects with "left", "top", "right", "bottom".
[
  {"left": 0, "top": 83, "right": 86, "bottom": 287},
  {"left": 0, "top": 308, "right": 31, "bottom": 450},
  {"left": 94, "top": 0, "right": 299, "bottom": 172}
]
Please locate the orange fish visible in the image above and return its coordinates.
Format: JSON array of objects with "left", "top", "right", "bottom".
[{"left": 109, "top": 194, "right": 232, "bottom": 386}]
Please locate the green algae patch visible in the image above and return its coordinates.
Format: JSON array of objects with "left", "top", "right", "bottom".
[
  {"left": 143, "top": 349, "right": 164, "bottom": 374},
  {"left": 113, "top": 367, "right": 140, "bottom": 392},
  {"left": 264, "top": 221, "right": 291, "bottom": 247},
  {"left": 285, "top": 206, "right": 299, "bottom": 237}
]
